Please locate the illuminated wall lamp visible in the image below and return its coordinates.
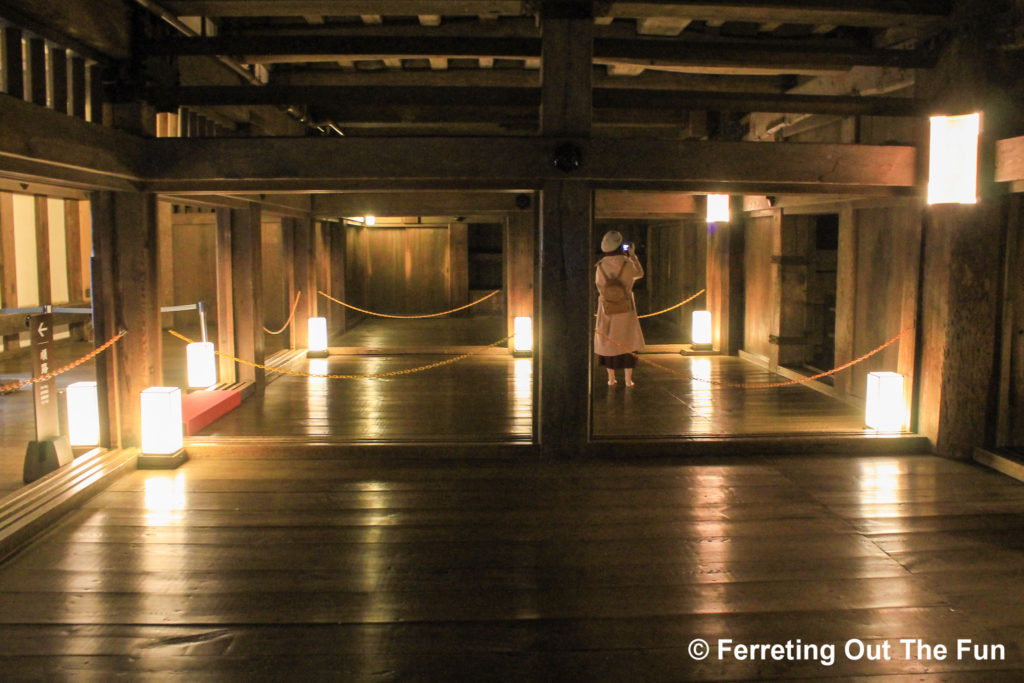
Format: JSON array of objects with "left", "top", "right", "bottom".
[
  {"left": 865, "top": 371, "right": 905, "bottom": 432},
  {"left": 186, "top": 342, "right": 217, "bottom": 388},
  {"left": 927, "top": 113, "right": 980, "bottom": 205},
  {"left": 364, "top": 215, "right": 376, "bottom": 226},
  {"left": 307, "top": 316, "right": 329, "bottom": 358},
  {"left": 706, "top": 194, "right": 730, "bottom": 223},
  {"left": 139, "top": 386, "right": 188, "bottom": 469},
  {"left": 513, "top": 316, "right": 533, "bottom": 356},
  {"left": 66, "top": 381, "right": 99, "bottom": 446},
  {"left": 692, "top": 310, "right": 713, "bottom": 350}
]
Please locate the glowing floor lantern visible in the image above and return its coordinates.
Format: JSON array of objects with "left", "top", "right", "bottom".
[
  {"left": 865, "top": 371, "right": 905, "bottom": 431},
  {"left": 307, "top": 316, "right": 329, "bottom": 358},
  {"left": 141, "top": 387, "right": 183, "bottom": 455},
  {"left": 66, "top": 381, "right": 99, "bottom": 446},
  {"left": 706, "top": 194, "right": 730, "bottom": 223},
  {"left": 927, "top": 113, "right": 980, "bottom": 205},
  {"left": 513, "top": 316, "right": 533, "bottom": 354},
  {"left": 692, "top": 310, "right": 712, "bottom": 348},
  {"left": 186, "top": 342, "right": 217, "bottom": 388}
]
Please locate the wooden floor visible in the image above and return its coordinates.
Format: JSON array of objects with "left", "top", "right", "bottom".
[{"left": 2, "top": 451, "right": 1024, "bottom": 679}]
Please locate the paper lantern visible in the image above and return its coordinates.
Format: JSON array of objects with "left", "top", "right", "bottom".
[
  {"left": 927, "top": 113, "right": 980, "bottom": 205},
  {"left": 66, "top": 381, "right": 99, "bottom": 446},
  {"left": 141, "top": 387, "right": 183, "bottom": 455},
  {"left": 692, "top": 310, "right": 712, "bottom": 346},
  {"left": 706, "top": 194, "right": 730, "bottom": 223},
  {"left": 186, "top": 342, "right": 217, "bottom": 388},
  {"left": 865, "top": 371, "right": 905, "bottom": 431},
  {"left": 513, "top": 316, "right": 533, "bottom": 353},
  {"left": 308, "top": 317, "right": 328, "bottom": 356}
]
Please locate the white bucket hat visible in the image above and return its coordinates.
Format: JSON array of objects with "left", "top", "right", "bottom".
[{"left": 600, "top": 230, "right": 623, "bottom": 253}]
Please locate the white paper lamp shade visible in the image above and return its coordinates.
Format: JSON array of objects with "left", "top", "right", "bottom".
[
  {"left": 927, "top": 113, "right": 980, "bottom": 205},
  {"left": 513, "top": 316, "right": 533, "bottom": 352},
  {"left": 692, "top": 310, "right": 712, "bottom": 346},
  {"left": 141, "top": 387, "right": 183, "bottom": 455},
  {"left": 706, "top": 194, "right": 730, "bottom": 223},
  {"left": 865, "top": 371, "right": 905, "bottom": 431},
  {"left": 186, "top": 342, "right": 217, "bottom": 388},
  {"left": 308, "top": 317, "right": 328, "bottom": 352},
  {"left": 66, "top": 381, "right": 100, "bottom": 446}
]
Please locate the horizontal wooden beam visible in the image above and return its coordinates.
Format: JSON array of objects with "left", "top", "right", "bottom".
[
  {"left": 0, "top": 0, "right": 128, "bottom": 61},
  {"left": 159, "top": 193, "right": 313, "bottom": 217},
  {"left": 149, "top": 34, "right": 934, "bottom": 71},
  {"left": 0, "top": 94, "right": 146, "bottom": 191},
  {"left": 595, "top": 190, "right": 696, "bottom": 217},
  {"left": 312, "top": 191, "right": 529, "bottom": 217},
  {"left": 146, "top": 85, "right": 928, "bottom": 118},
  {"left": 141, "top": 136, "right": 916, "bottom": 195},
  {"left": 160, "top": 0, "right": 948, "bottom": 28}
]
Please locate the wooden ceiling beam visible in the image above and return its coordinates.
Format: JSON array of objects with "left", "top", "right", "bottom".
[
  {"left": 145, "top": 84, "right": 929, "bottom": 118},
  {"left": 312, "top": 191, "right": 526, "bottom": 217},
  {"left": 162, "top": 1, "right": 526, "bottom": 17},
  {"left": 142, "top": 136, "right": 916, "bottom": 195},
  {"left": 150, "top": 34, "right": 934, "bottom": 71}
]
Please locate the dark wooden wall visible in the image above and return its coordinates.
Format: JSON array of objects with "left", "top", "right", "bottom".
[
  {"left": 164, "top": 211, "right": 218, "bottom": 331},
  {"left": 261, "top": 218, "right": 287, "bottom": 332},
  {"left": 645, "top": 219, "right": 705, "bottom": 341},
  {"left": 344, "top": 225, "right": 453, "bottom": 317}
]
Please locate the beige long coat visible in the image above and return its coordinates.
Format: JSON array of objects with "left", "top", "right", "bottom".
[{"left": 594, "top": 254, "right": 646, "bottom": 356}]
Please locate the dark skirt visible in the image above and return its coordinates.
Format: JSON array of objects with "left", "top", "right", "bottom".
[{"left": 598, "top": 353, "right": 637, "bottom": 369}]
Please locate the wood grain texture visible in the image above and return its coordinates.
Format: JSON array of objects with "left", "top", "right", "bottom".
[{"left": 2, "top": 449, "right": 1024, "bottom": 678}]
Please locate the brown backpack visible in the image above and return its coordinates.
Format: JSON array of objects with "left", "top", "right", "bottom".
[{"left": 598, "top": 259, "right": 631, "bottom": 315}]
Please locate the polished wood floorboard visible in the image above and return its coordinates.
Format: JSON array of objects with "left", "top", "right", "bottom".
[{"left": 1, "top": 452, "right": 1024, "bottom": 679}]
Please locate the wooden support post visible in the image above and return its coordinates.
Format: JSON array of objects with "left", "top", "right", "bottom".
[
  {"left": 329, "top": 221, "right": 347, "bottom": 334},
  {"left": 316, "top": 220, "right": 331, "bottom": 320},
  {"left": 448, "top": 222, "right": 469, "bottom": 314},
  {"left": 229, "top": 207, "right": 265, "bottom": 387},
  {"left": 64, "top": 199, "right": 86, "bottom": 340},
  {"left": 157, "top": 202, "right": 174, "bottom": 329},
  {"left": 70, "top": 56, "right": 86, "bottom": 119},
  {"left": 1, "top": 27, "right": 24, "bottom": 99},
  {"left": 773, "top": 213, "right": 809, "bottom": 368},
  {"left": 90, "top": 191, "right": 162, "bottom": 449},
  {"left": 0, "top": 193, "right": 18, "bottom": 351},
  {"left": 26, "top": 38, "right": 46, "bottom": 106},
  {"left": 290, "top": 216, "right": 314, "bottom": 348},
  {"left": 538, "top": 1, "right": 593, "bottom": 454},
  {"left": 48, "top": 46, "right": 68, "bottom": 115},
  {"left": 833, "top": 205, "right": 856, "bottom": 397},
  {"left": 281, "top": 218, "right": 297, "bottom": 347},
  {"left": 706, "top": 200, "right": 744, "bottom": 355},
  {"left": 34, "top": 196, "right": 52, "bottom": 305},
  {"left": 86, "top": 62, "right": 102, "bottom": 124},
  {"left": 214, "top": 208, "right": 236, "bottom": 383},
  {"left": 505, "top": 209, "right": 535, "bottom": 351}
]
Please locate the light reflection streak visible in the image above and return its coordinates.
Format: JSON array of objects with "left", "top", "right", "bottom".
[
  {"left": 858, "top": 461, "right": 903, "bottom": 505},
  {"left": 514, "top": 358, "right": 532, "bottom": 402},
  {"left": 689, "top": 358, "right": 714, "bottom": 435},
  {"left": 144, "top": 472, "right": 187, "bottom": 526},
  {"left": 306, "top": 358, "right": 329, "bottom": 436}
]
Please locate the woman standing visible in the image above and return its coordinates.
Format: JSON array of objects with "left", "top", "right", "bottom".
[{"left": 594, "top": 230, "right": 645, "bottom": 386}]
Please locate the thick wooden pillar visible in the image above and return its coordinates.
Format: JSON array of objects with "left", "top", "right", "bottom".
[
  {"left": 86, "top": 63, "right": 102, "bottom": 123},
  {"left": 505, "top": 209, "right": 536, "bottom": 350},
  {"left": 34, "top": 197, "right": 51, "bottom": 305},
  {"left": 215, "top": 209, "right": 236, "bottom": 383},
  {"left": 706, "top": 201, "right": 744, "bottom": 355},
  {"left": 329, "top": 221, "right": 347, "bottom": 334},
  {"left": 448, "top": 222, "right": 469, "bottom": 313},
  {"left": 289, "top": 216, "right": 314, "bottom": 348},
  {"left": 315, "top": 220, "right": 331, "bottom": 320},
  {"left": 771, "top": 212, "right": 809, "bottom": 369},
  {"left": 1, "top": 27, "right": 24, "bottom": 98},
  {"left": 229, "top": 207, "right": 265, "bottom": 387},
  {"left": 0, "top": 193, "right": 17, "bottom": 350},
  {"left": 913, "top": 4, "right": 1013, "bottom": 458},
  {"left": 90, "top": 191, "right": 162, "bottom": 449},
  {"left": 64, "top": 199, "right": 87, "bottom": 340},
  {"left": 538, "top": 1, "right": 593, "bottom": 454},
  {"left": 156, "top": 202, "right": 174, "bottom": 328}
]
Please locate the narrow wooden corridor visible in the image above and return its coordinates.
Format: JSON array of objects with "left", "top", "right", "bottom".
[{"left": 2, "top": 451, "right": 1024, "bottom": 678}]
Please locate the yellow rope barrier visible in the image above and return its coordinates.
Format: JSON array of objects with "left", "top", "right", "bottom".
[
  {"left": 0, "top": 329, "right": 127, "bottom": 394},
  {"left": 638, "top": 289, "right": 705, "bottom": 319},
  {"left": 595, "top": 325, "right": 913, "bottom": 389},
  {"left": 263, "top": 290, "right": 302, "bottom": 335},
  {"left": 318, "top": 289, "right": 500, "bottom": 319},
  {"left": 168, "top": 329, "right": 512, "bottom": 380}
]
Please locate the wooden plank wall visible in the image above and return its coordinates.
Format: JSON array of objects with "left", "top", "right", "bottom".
[
  {"left": 645, "top": 219, "right": 705, "bottom": 341},
  {"left": 168, "top": 212, "right": 218, "bottom": 330},
  {"left": 1001, "top": 194, "right": 1024, "bottom": 446},
  {"left": 261, "top": 218, "right": 287, "bottom": 333},
  {"left": 846, "top": 205, "right": 920, "bottom": 401},
  {"left": 743, "top": 213, "right": 776, "bottom": 361},
  {"left": 344, "top": 225, "right": 453, "bottom": 318}
]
